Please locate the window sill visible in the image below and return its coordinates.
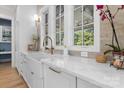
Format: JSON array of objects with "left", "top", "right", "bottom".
[
  {"left": 68, "top": 46, "right": 82, "bottom": 51},
  {"left": 68, "top": 46, "right": 100, "bottom": 52},
  {"left": 54, "top": 46, "right": 64, "bottom": 50}
]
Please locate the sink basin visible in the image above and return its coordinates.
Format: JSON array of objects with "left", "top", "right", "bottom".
[{"left": 28, "top": 52, "right": 51, "bottom": 61}]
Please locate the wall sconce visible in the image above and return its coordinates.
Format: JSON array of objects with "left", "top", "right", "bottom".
[
  {"left": 34, "top": 14, "right": 41, "bottom": 29},
  {"left": 34, "top": 14, "right": 41, "bottom": 51},
  {"left": 34, "top": 14, "right": 41, "bottom": 23}
]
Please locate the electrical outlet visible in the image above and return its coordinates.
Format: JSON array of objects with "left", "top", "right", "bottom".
[{"left": 81, "top": 51, "right": 88, "bottom": 57}]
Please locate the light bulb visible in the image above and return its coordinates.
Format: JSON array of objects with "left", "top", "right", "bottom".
[{"left": 34, "top": 14, "right": 40, "bottom": 22}]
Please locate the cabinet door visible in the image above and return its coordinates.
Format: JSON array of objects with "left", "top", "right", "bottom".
[
  {"left": 22, "top": 56, "right": 27, "bottom": 77},
  {"left": 44, "top": 64, "right": 76, "bottom": 88},
  {"left": 15, "top": 52, "right": 23, "bottom": 74},
  {"left": 15, "top": 52, "right": 20, "bottom": 73},
  {"left": 22, "top": 56, "right": 33, "bottom": 87},
  {"left": 77, "top": 78, "right": 101, "bottom": 88},
  {"left": 33, "top": 76, "right": 44, "bottom": 88},
  {"left": 25, "top": 57, "right": 44, "bottom": 88}
]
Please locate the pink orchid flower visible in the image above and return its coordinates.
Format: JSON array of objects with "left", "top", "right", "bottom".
[{"left": 96, "top": 5, "right": 104, "bottom": 10}]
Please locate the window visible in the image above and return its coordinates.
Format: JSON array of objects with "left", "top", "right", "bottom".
[
  {"left": 44, "top": 12, "right": 48, "bottom": 46},
  {"left": 56, "top": 5, "right": 64, "bottom": 46},
  {"left": 41, "top": 5, "right": 99, "bottom": 52},
  {"left": 74, "top": 5, "right": 94, "bottom": 46}
]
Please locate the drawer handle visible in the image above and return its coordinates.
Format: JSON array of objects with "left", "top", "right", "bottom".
[
  {"left": 49, "top": 67, "right": 61, "bottom": 74},
  {"left": 31, "top": 72, "right": 34, "bottom": 75}
]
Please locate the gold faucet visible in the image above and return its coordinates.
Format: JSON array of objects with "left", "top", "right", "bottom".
[{"left": 43, "top": 36, "right": 54, "bottom": 54}]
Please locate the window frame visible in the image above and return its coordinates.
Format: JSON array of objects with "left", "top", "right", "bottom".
[
  {"left": 40, "top": 6, "right": 50, "bottom": 49},
  {"left": 44, "top": 11, "right": 49, "bottom": 46},
  {"left": 69, "top": 5, "right": 100, "bottom": 52},
  {"left": 55, "top": 5, "right": 64, "bottom": 48},
  {"left": 41, "top": 5, "right": 100, "bottom": 52}
]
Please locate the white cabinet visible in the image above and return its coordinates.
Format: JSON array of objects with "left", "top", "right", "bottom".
[
  {"left": 21, "top": 55, "right": 43, "bottom": 88},
  {"left": 16, "top": 52, "right": 102, "bottom": 88},
  {"left": 15, "top": 52, "right": 24, "bottom": 75},
  {"left": 44, "top": 64, "right": 76, "bottom": 88},
  {"left": 16, "top": 53, "right": 44, "bottom": 88},
  {"left": 27, "top": 57, "right": 43, "bottom": 88},
  {"left": 15, "top": 52, "right": 20, "bottom": 73},
  {"left": 77, "top": 78, "right": 101, "bottom": 88}
]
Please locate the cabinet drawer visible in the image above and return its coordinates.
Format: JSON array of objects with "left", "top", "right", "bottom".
[
  {"left": 44, "top": 64, "right": 76, "bottom": 88},
  {"left": 26, "top": 57, "right": 43, "bottom": 78},
  {"left": 77, "top": 78, "right": 101, "bottom": 88}
]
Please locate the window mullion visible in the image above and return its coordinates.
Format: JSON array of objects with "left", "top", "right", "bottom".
[
  {"left": 59, "top": 5, "right": 61, "bottom": 46},
  {"left": 82, "top": 5, "right": 84, "bottom": 47},
  {"left": 55, "top": 5, "right": 64, "bottom": 47},
  {"left": 59, "top": 19, "right": 61, "bottom": 46}
]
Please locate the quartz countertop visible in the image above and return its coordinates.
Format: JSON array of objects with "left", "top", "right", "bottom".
[{"left": 22, "top": 52, "right": 124, "bottom": 88}]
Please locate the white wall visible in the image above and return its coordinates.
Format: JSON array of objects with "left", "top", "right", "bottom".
[
  {"left": 0, "top": 5, "right": 16, "bottom": 18},
  {"left": 16, "top": 5, "right": 37, "bottom": 52}
]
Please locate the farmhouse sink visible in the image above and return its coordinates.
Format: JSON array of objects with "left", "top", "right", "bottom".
[{"left": 28, "top": 52, "right": 51, "bottom": 61}]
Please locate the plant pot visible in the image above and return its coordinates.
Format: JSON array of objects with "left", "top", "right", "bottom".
[
  {"left": 112, "top": 51, "right": 124, "bottom": 56},
  {"left": 112, "top": 60, "right": 124, "bottom": 69},
  {"left": 110, "top": 51, "right": 124, "bottom": 69}
]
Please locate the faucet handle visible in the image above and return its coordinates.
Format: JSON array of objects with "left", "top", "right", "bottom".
[{"left": 51, "top": 47, "right": 54, "bottom": 50}]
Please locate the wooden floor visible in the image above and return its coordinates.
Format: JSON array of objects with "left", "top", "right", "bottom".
[{"left": 0, "top": 62, "right": 28, "bottom": 88}]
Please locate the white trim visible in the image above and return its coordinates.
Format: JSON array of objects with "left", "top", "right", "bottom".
[
  {"left": 0, "top": 51, "right": 11, "bottom": 54},
  {"left": 55, "top": 5, "right": 64, "bottom": 47},
  {"left": 0, "top": 41, "right": 11, "bottom": 43}
]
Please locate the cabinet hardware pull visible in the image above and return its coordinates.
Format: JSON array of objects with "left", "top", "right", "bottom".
[
  {"left": 31, "top": 72, "right": 34, "bottom": 75},
  {"left": 49, "top": 67, "right": 61, "bottom": 74}
]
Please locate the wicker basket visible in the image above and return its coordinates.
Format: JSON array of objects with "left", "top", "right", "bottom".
[{"left": 96, "top": 55, "right": 107, "bottom": 63}]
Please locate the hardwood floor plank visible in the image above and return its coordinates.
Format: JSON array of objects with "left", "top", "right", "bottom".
[{"left": 0, "top": 62, "right": 28, "bottom": 88}]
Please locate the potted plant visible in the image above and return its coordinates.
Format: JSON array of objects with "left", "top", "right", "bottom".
[
  {"left": 104, "top": 44, "right": 124, "bottom": 56},
  {"left": 96, "top": 5, "right": 124, "bottom": 56}
]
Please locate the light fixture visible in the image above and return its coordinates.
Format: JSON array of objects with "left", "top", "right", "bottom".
[
  {"left": 34, "top": 14, "right": 41, "bottom": 51},
  {"left": 34, "top": 14, "right": 41, "bottom": 22}
]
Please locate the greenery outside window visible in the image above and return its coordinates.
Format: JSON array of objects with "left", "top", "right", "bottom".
[{"left": 74, "top": 5, "right": 94, "bottom": 46}]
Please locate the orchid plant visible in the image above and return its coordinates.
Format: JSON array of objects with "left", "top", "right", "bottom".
[{"left": 96, "top": 5, "right": 124, "bottom": 55}]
